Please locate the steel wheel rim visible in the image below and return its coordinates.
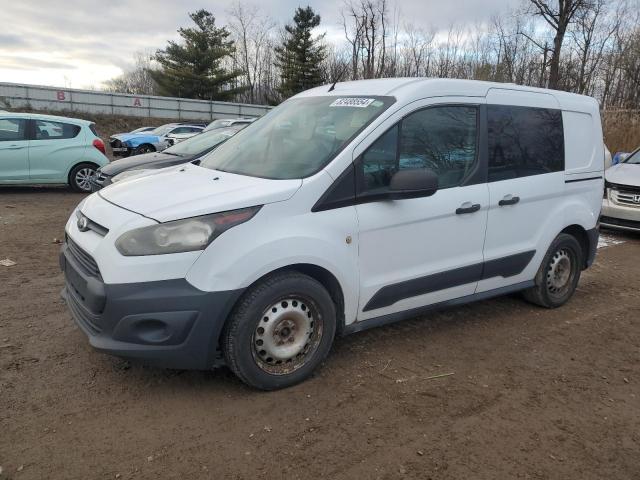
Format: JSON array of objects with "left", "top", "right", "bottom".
[
  {"left": 251, "top": 296, "right": 323, "bottom": 375},
  {"left": 75, "top": 168, "right": 95, "bottom": 191},
  {"left": 546, "top": 248, "right": 573, "bottom": 295}
]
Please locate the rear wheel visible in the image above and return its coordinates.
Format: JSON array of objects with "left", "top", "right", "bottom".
[
  {"left": 222, "top": 271, "right": 337, "bottom": 390},
  {"left": 133, "top": 144, "right": 155, "bottom": 156},
  {"left": 523, "top": 233, "right": 583, "bottom": 308},
  {"left": 69, "top": 163, "right": 97, "bottom": 193}
]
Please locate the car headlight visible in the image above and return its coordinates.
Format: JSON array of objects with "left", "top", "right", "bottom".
[
  {"left": 115, "top": 206, "right": 261, "bottom": 256},
  {"left": 604, "top": 181, "right": 611, "bottom": 199},
  {"left": 112, "top": 169, "right": 152, "bottom": 183}
]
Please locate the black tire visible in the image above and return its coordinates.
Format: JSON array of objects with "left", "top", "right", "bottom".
[
  {"left": 222, "top": 271, "right": 337, "bottom": 390},
  {"left": 133, "top": 144, "right": 155, "bottom": 156},
  {"left": 69, "top": 163, "right": 98, "bottom": 193},
  {"left": 523, "top": 233, "right": 583, "bottom": 308}
]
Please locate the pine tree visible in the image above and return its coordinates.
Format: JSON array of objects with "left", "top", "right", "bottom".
[
  {"left": 275, "top": 6, "right": 326, "bottom": 100},
  {"left": 150, "top": 10, "right": 245, "bottom": 100}
]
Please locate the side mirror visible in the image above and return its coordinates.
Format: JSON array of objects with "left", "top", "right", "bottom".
[{"left": 389, "top": 168, "right": 438, "bottom": 199}]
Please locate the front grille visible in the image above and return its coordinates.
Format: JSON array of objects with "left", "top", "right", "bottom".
[
  {"left": 66, "top": 285, "right": 102, "bottom": 334},
  {"left": 67, "top": 237, "right": 101, "bottom": 278},
  {"left": 601, "top": 216, "right": 640, "bottom": 230},
  {"left": 611, "top": 189, "right": 640, "bottom": 208}
]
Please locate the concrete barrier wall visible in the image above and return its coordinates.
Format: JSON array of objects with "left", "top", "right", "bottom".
[{"left": 0, "top": 82, "right": 271, "bottom": 120}]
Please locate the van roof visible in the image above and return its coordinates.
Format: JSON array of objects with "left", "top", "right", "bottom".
[
  {"left": 0, "top": 111, "right": 93, "bottom": 126},
  {"left": 297, "top": 78, "right": 599, "bottom": 112}
]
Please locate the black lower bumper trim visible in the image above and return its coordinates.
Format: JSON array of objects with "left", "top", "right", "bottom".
[
  {"left": 585, "top": 227, "right": 599, "bottom": 268},
  {"left": 61, "top": 246, "right": 243, "bottom": 369}
]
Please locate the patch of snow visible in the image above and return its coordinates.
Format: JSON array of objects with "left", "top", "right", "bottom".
[{"left": 597, "top": 233, "right": 626, "bottom": 249}]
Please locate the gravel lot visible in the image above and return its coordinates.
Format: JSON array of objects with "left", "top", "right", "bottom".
[{"left": 1, "top": 187, "right": 639, "bottom": 480}]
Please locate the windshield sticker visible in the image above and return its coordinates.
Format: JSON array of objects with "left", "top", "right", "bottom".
[{"left": 330, "top": 98, "right": 376, "bottom": 108}]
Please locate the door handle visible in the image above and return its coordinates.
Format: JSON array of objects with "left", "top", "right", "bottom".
[
  {"left": 5, "top": 145, "right": 25, "bottom": 150},
  {"left": 456, "top": 203, "right": 481, "bottom": 215},
  {"left": 498, "top": 195, "right": 520, "bottom": 206}
]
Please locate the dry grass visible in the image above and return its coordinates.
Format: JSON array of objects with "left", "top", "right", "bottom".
[{"left": 603, "top": 109, "right": 640, "bottom": 154}]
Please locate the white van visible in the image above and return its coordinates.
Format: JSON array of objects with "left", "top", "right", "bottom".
[{"left": 61, "top": 79, "right": 604, "bottom": 390}]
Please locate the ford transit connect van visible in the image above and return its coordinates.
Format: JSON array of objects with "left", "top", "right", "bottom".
[{"left": 60, "top": 79, "right": 604, "bottom": 390}]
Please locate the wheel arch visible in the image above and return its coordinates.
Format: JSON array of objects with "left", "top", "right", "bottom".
[
  {"left": 560, "top": 224, "right": 593, "bottom": 269},
  {"left": 67, "top": 161, "right": 100, "bottom": 185},
  {"left": 136, "top": 143, "right": 156, "bottom": 152},
  {"left": 227, "top": 263, "right": 347, "bottom": 336}
]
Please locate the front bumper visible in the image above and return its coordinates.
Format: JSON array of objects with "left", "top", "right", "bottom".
[
  {"left": 109, "top": 137, "right": 131, "bottom": 157},
  {"left": 111, "top": 147, "right": 131, "bottom": 157},
  {"left": 60, "top": 242, "right": 243, "bottom": 369},
  {"left": 601, "top": 198, "right": 640, "bottom": 232}
]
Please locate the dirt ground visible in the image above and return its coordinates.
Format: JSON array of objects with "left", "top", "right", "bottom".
[{"left": 1, "top": 187, "right": 639, "bottom": 480}]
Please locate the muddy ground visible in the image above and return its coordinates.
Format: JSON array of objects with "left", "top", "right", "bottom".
[{"left": 0, "top": 187, "right": 639, "bottom": 479}]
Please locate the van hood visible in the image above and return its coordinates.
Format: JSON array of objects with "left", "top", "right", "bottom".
[
  {"left": 99, "top": 163, "right": 302, "bottom": 222},
  {"left": 605, "top": 163, "right": 640, "bottom": 188}
]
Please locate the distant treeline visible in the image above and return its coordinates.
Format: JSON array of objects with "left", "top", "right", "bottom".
[{"left": 104, "top": 0, "right": 640, "bottom": 110}]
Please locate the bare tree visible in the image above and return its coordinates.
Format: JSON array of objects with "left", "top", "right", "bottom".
[
  {"left": 341, "top": 0, "right": 390, "bottom": 79},
  {"left": 227, "top": 1, "right": 275, "bottom": 103},
  {"left": 104, "top": 52, "right": 157, "bottom": 95},
  {"left": 527, "top": 0, "right": 592, "bottom": 89}
]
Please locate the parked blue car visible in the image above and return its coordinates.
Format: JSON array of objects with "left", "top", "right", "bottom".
[{"left": 109, "top": 123, "right": 204, "bottom": 157}]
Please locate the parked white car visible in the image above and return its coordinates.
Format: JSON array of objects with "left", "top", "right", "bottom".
[
  {"left": 602, "top": 147, "right": 640, "bottom": 232},
  {"left": 61, "top": 78, "right": 603, "bottom": 390},
  {"left": 204, "top": 117, "right": 256, "bottom": 132}
]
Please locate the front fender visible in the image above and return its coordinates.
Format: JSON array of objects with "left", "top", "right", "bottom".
[
  {"left": 124, "top": 135, "right": 159, "bottom": 148},
  {"left": 186, "top": 201, "right": 360, "bottom": 325}
]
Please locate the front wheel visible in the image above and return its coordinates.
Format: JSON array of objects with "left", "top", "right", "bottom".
[
  {"left": 523, "top": 233, "right": 583, "bottom": 308},
  {"left": 133, "top": 144, "right": 155, "bottom": 156},
  {"left": 69, "top": 163, "right": 97, "bottom": 193},
  {"left": 222, "top": 271, "right": 337, "bottom": 390}
]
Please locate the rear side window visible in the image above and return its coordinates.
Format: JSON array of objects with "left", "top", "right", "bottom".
[
  {"left": 0, "top": 118, "right": 27, "bottom": 141},
  {"left": 171, "top": 127, "right": 196, "bottom": 134},
  {"left": 89, "top": 124, "right": 99, "bottom": 137},
  {"left": 34, "top": 120, "right": 81, "bottom": 140},
  {"left": 488, "top": 105, "right": 564, "bottom": 182},
  {"left": 360, "top": 105, "right": 478, "bottom": 192}
]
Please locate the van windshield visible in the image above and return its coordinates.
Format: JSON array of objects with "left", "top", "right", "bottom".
[{"left": 200, "top": 96, "right": 394, "bottom": 179}]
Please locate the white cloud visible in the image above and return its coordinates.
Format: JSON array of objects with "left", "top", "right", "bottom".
[{"left": 1, "top": 0, "right": 518, "bottom": 89}]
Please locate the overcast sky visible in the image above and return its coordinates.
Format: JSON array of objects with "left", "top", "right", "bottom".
[{"left": 0, "top": 0, "right": 519, "bottom": 89}]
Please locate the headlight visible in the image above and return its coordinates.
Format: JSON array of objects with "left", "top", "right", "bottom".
[
  {"left": 112, "top": 169, "right": 151, "bottom": 183},
  {"left": 115, "top": 206, "right": 261, "bottom": 256},
  {"left": 604, "top": 181, "right": 610, "bottom": 199}
]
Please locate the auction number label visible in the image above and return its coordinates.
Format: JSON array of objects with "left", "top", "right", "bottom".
[{"left": 330, "top": 98, "right": 375, "bottom": 108}]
